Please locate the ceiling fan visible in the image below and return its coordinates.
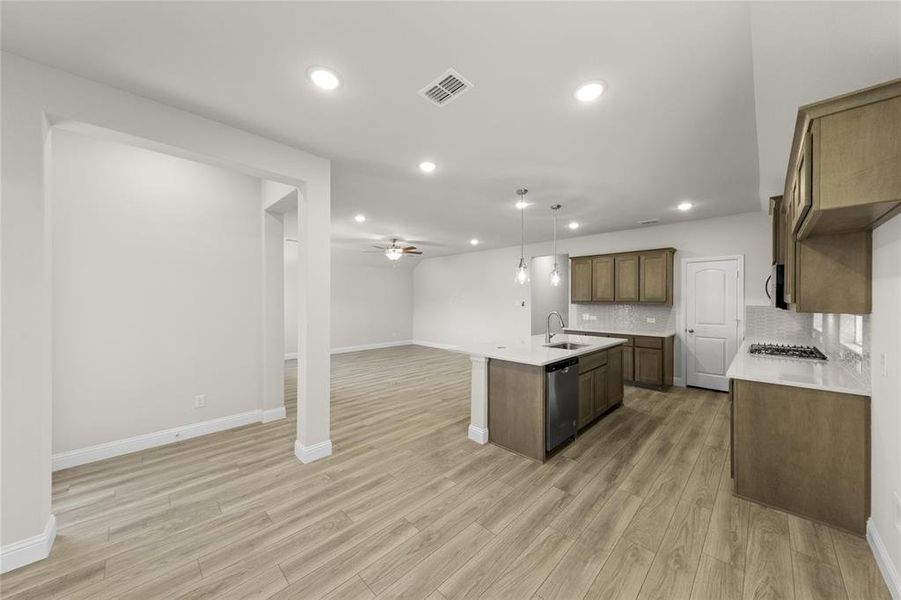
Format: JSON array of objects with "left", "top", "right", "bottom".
[{"left": 369, "top": 239, "right": 423, "bottom": 261}]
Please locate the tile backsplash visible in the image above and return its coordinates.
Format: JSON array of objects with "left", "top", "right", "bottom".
[
  {"left": 568, "top": 303, "right": 676, "bottom": 334},
  {"left": 744, "top": 305, "right": 870, "bottom": 386}
]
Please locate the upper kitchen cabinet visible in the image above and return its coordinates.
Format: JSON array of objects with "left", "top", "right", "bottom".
[
  {"left": 591, "top": 256, "right": 615, "bottom": 302},
  {"left": 788, "top": 79, "right": 901, "bottom": 239},
  {"left": 571, "top": 248, "right": 675, "bottom": 305},
  {"left": 614, "top": 254, "right": 640, "bottom": 302},
  {"left": 772, "top": 78, "right": 900, "bottom": 315},
  {"left": 571, "top": 257, "right": 593, "bottom": 302},
  {"left": 639, "top": 250, "right": 674, "bottom": 303}
]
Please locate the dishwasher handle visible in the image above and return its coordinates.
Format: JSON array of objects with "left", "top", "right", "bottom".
[{"left": 545, "top": 357, "right": 579, "bottom": 373}]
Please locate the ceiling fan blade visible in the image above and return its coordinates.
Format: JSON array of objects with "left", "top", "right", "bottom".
[
  {"left": 403, "top": 250, "right": 423, "bottom": 255},
  {"left": 401, "top": 245, "right": 417, "bottom": 251}
]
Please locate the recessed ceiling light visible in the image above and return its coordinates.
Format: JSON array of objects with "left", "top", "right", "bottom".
[
  {"left": 677, "top": 201, "right": 693, "bottom": 211},
  {"left": 418, "top": 161, "right": 437, "bottom": 173},
  {"left": 470, "top": 238, "right": 479, "bottom": 246},
  {"left": 308, "top": 67, "right": 341, "bottom": 90},
  {"left": 354, "top": 214, "right": 366, "bottom": 223},
  {"left": 574, "top": 80, "right": 606, "bottom": 103},
  {"left": 568, "top": 221, "right": 580, "bottom": 230}
]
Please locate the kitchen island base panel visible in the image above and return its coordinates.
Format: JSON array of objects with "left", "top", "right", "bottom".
[{"left": 488, "top": 359, "right": 546, "bottom": 462}]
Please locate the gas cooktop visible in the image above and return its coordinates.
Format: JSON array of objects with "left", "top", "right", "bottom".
[{"left": 749, "top": 343, "right": 827, "bottom": 360}]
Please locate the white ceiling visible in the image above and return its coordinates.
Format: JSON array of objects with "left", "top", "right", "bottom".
[{"left": 3, "top": 2, "right": 899, "bottom": 262}]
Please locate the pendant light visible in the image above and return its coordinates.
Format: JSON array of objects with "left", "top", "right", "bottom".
[
  {"left": 550, "top": 204, "right": 562, "bottom": 286},
  {"left": 514, "top": 188, "right": 529, "bottom": 285}
]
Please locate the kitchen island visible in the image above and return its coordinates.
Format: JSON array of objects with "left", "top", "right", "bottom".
[{"left": 460, "top": 333, "right": 627, "bottom": 461}]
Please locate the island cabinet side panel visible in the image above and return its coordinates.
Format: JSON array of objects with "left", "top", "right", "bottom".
[
  {"left": 732, "top": 379, "right": 870, "bottom": 535},
  {"left": 488, "top": 359, "right": 545, "bottom": 461}
]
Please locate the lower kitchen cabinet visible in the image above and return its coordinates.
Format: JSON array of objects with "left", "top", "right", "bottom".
[
  {"left": 568, "top": 330, "right": 673, "bottom": 389},
  {"left": 578, "top": 371, "right": 593, "bottom": 428},
  {"left": 578, "top": 346, "right": 623, "bottom": 429},
  {"left": 731, "top": 378, "right": 870, "bottom": 534},
  {"left": 634, "top": 347, "right": 662, "bottom": 385}
]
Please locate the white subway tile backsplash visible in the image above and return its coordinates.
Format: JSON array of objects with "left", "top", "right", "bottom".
[
  {"left": 568, "top": 303, "right": 675, "bottom": 334},
  {"left": 744, "top": 305, "right": 870, "bottom": 388}
]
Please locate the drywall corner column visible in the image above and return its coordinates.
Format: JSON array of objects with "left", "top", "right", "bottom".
[
  {"left": 293, "top": 183, "right": 332, "bottom": 463},
  {"left": 0, "top": 64, "right": 54, "bottom": 570},
  {"left": 261, "top": 202, "right": 286, "bottom": 422}
]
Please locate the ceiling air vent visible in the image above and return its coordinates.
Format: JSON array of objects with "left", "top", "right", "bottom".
[
  {"left": 638, "top": 218, "right": 660, "bottom": 226},
  {"left": 418, "top": 69, "right": 473, "bottom": 106}
]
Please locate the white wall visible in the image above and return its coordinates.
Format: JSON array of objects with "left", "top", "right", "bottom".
[
  {"left": 871, "top": 213, "right": 901, "bottom": 595},
  {"left": 330, "top": 259, "right": 414, "bottom": 351},
  {"left": 1, "top": 53, "right": 330, "bottom": 563},
  {"left": 284, "top": 210, "right": 299, "bottom": 356},
  {"left": 283, "top": 224, "right": 414, "bottom": 353},
  {"left": 50, "top": 130, "right": 263, "bottom": 453},
  {"left": 413, "top": 210, "right": 771, "bottom": 376}
]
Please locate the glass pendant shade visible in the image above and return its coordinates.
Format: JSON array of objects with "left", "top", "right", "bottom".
[
  {"left": 514, "top": 258, "right": 529, "bottom": 285},
  {"left": 550, "top": 266, "right": 561, "bottom": 287}
]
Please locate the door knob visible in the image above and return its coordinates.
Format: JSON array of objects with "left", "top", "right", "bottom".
[{"left": 688, "top": 329, "right": 695, "bottom": 333}]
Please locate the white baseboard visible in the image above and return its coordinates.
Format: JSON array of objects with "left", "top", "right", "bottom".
[
  {"left": 868, "top": 519, "right": 901, "bottom": 600},
  {"left": 261, "top": 406, "right": 286, "bottom": 423},
  {"left": 412, "top": 340, "right": 459, "bottom": 351},
  {"left": 468, "top": 425, "right": 489, "bottom": 445},
  {"left": 284, "top": 352, "right": 298, "bottom": 360},
  {"left": 1, "top": 514, "right": 56, "bottom": 574},
  {"left": 52, "top": 409, "right": 271, "bottom": 471},
  {"left": 294, "top": 439, "right": 332, "bottom": 464},
  {"left": 330, "top": 340, "right": 413, "bottom": 354}
]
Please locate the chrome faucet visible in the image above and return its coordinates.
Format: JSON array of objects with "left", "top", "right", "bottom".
[{"left": 546, "top": 311, "right": 566, "bottom": 344}]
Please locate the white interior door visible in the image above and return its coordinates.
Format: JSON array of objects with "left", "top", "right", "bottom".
[{"left": 685, "top": 258, "right": 740, "bottom": 391}]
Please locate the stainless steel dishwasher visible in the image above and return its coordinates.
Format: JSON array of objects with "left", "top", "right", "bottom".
[{"left": 545, "top": 357, "right": 579, "bottom": 452}]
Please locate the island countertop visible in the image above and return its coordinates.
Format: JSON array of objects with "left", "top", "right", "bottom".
[{"left": 458, "top": 333, "right": 627, "bottom": 367}]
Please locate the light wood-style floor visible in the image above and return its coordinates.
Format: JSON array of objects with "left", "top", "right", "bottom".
[{"left": 0, "top": 345, "right": 890, "bottom": 600}]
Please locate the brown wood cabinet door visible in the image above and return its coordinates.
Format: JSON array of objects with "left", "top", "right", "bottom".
[
  {"left": 614, "top": 255, "right": 639, "bottom": 302},
  {"left": 783, "top": 198, "right": 795, "bottom": 304},
  {"left": 592, "top": 366, "right": 608, "bottom": 417},
  {"left": 816, "top": 96, "right": 901, "bottom": 212},
  {"left": 622, "top": 347, "right": 633, "bottom": 382},
  {"left": 770, "top": 196, "right": 783, "bottom": 266},
  {"left": 634, "top": 348, "right": 663, "bottom": 386},
  {"left": 791, "top": 134, "right": 812, "bottom": 234},
  {"left": 578, "top": 371, "right": 593, "bottom": 428},
  {"left": 639, "top": 251, "right": 668, "bottom": 302},
  {"left": 591, "top": 256, "right": 615, "bottom": 302},
  {"left": 606, "top": 346, "right": 623, "bottom": 406},
  {"left": 571, "top": 258, "right": 593, "bottom": 303}
]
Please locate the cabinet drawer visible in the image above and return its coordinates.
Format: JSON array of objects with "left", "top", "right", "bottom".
[
  {"left": 579, "top": 350, "right": 607, "bottom": 373},
  {"left": 634, "top": 336, "right": 663, "bottom": 349}
]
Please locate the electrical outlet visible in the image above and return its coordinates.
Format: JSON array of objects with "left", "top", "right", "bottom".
[
  {"left": 646, "top": 317, "right": 656, "bottom": 324},
  {"left": 194, "top": 394, "right": 206, "bottom": 409},
  {"left": 582, "top": 314, "right": 590, "bottom": 321}
]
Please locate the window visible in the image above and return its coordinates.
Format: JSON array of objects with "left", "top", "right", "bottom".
[{"left": 839, "top": 314, "right": 864, "bottom": 354}]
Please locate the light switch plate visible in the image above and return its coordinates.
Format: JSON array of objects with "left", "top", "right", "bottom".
[{"left": 646, "top": 317, "right": 656, "bottom": 324}]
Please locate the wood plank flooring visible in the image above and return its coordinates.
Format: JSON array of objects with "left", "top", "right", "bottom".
[{"left": 0, "top": 345, "right": 891, "bottom": 599}]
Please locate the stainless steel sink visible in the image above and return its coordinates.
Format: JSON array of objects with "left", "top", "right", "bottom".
[{"left": 544, "top": 342, "right": 588, "bottom": 350}]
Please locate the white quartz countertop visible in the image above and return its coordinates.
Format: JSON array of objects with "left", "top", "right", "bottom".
[
  {"left": 726, "top": 342, "right": 870, "bottom": 396},
  {"left": 564, "top": 326, "right": 677, "bottom": 337},
  {"left": 459, "top": 333, "right": 627, "bottom": 367}
]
